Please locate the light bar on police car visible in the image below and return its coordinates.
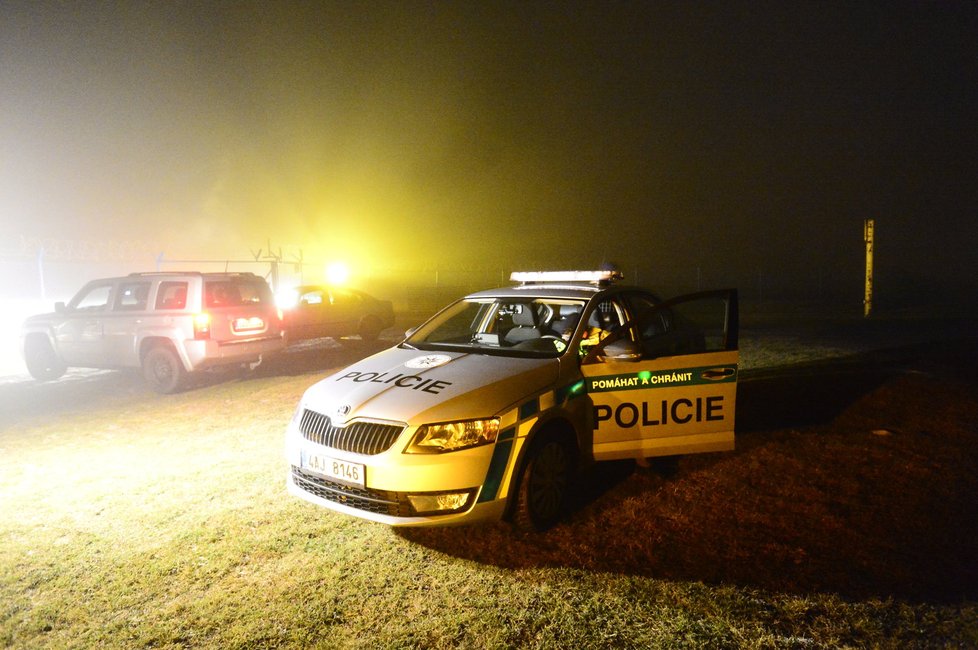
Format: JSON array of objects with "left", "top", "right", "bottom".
[{"left": 509, "top": 270, "right": 623, "bottom": 284}]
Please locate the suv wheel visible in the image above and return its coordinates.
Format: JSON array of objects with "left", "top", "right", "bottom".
[
  {"left": 24, "top": 336, "right": 67, "bottom": 381},
  {"left": 512, "top": 436, "right": 573, "bottom": 532},
  {"left": 142, "top": 346, "right": 186, "bottom": 394}
]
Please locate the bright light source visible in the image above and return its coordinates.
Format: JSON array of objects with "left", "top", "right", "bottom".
[
  {"left": 193, "top": 312, "right": 211, "bottom": 339},
  {"left": 275, "top": 287, "right": 300, "bottom": 309},
  {"left": 510, "top": 270, "right": 623, "bottom": 284},
  {"left": 326, "top": 261, "right": 350, "bottom": 286}
]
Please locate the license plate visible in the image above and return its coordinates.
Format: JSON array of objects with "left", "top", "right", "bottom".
[
  {"left": 233, "top": 316, "right": 265, "bottom": 333},
  {"left": 301, "top": 450, "right": 365, "bottom": 488}
]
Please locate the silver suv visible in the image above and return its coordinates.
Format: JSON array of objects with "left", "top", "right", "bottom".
[{"left": 20, "top": 272, "right": 285, "bottom": 393}]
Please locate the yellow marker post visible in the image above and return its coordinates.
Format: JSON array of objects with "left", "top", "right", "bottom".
[{"left": 864, "top": 219, "right": 874, "bottom": 318}]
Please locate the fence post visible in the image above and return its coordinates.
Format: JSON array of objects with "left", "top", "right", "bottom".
[{"left": 270, "top": 260, "right": 279, "bottom": 292}]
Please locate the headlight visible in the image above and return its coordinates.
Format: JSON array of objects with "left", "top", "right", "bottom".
[{"left": 405, "top": 418, "right": 500, "bottom": 454}]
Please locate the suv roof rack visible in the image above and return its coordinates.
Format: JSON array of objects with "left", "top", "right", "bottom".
[
  {"left": 126, "top": 271, "right": 261, "bottom": 278},
  {"left": 127, "top": 271, "right": 202, "bottom": 277}
]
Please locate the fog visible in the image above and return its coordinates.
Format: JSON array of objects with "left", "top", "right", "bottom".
[{"left": 2, "top": 2, "right": 976, "bottom": 304}]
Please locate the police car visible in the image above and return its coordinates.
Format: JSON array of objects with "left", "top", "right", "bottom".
[{"left": 285, "top": 270, "right": 738, "bottom": 531}]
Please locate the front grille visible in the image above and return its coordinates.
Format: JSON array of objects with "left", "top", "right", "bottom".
[
  {"left": 291, "top": 467, "right": 412, "bottom": 517},
  {"left": 299, "top": 409, "right": 404, "bottom": 455}
]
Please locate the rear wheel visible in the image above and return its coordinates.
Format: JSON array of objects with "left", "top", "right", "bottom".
[
  {"left": 512, "top": 436, "right": 573, "bottom": 532},
  {"left": 358, "top": 316, "right": 383, "bottom": 342},
  {"left": 142, "top": 346, "right": 186, "bottom": 394},
  {"left": 24, "top": 336, "right": 66, "bottom": 381}
]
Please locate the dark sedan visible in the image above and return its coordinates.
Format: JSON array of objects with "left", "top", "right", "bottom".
[{"left": 279, "top": 286, "right": 395, "bottom": 343}]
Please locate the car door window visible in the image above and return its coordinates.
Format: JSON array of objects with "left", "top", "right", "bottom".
[
  {"left": 298, "top": 289, "right": 324, "bottom": 305},
  {"left": 578, "top": 298, "right": 631, "bottom": 354},
  {"left": 625, "top": 294, "right": 666, "bottom": 337},
  {"left": 71, "top": 284, "right": 113, "bottom": 311},
  {"left": 115, "top": 281, "right": 151, "bottom": 310},
  {"left": 624, "top": 292, "right": 735, "bottom": 359}
]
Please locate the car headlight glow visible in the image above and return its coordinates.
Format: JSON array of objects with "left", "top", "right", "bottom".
[{"left": 405, "top": 418, "right": 500, "bottom": 454}]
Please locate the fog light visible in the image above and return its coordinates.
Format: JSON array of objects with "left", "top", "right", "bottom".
[{"left": 407, "top": 491, "right": 474, "bottom": 515}]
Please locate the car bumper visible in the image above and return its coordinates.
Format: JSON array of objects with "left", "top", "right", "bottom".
[
  {"left": 284, "top": 425, "right": 517, "bottom": 527},
  {"left": 183, "top": 335, "right": 285, "bottom": 370},
  {"left": 286, "top": 467, "right": 507, "bottom": 526}
]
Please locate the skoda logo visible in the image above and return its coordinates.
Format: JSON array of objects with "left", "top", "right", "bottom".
[{"left": 336, "top": 405, "right": 351, "bottom": 417}]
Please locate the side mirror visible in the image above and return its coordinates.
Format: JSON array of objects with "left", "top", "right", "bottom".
[
  {"left": 404, "top": 327, "right": 417, "bottom": 338},
  {"left": 599, "top": 340, "right": 642, "bottom": 362},
  {"left": 55, "top": 301, "right": 66, "bottom": 313}
]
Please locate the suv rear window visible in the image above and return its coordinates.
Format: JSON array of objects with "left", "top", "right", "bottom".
[{"left": 204, "top": 279, "right": 271, "bottom": 308}]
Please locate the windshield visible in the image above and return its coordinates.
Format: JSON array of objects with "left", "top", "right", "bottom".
[{"left": 404, "top": 297, "right": 587, "bottom": 358}]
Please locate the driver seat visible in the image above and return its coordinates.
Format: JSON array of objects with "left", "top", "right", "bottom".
[{"left": 504, "top": 305, "right": 542, "bottom": 343}]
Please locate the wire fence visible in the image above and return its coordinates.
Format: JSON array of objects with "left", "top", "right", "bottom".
[{"left": 0, "top": 236, "right": 863, "bottom": 314}]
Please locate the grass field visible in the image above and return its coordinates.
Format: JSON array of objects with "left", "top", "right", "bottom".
[{"left": 1, "top": 325, "right": 977, "bottom": 648}]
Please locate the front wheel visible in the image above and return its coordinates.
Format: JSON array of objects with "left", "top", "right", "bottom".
[
  {"left": 24, "top": 337, "right": 66, "bottom": 381},
  {"left": 512, "top": 437, "right": 573, "bottom": 532},
  {"left": 142, "top": 346, "right": 186, "bottom": 394}
]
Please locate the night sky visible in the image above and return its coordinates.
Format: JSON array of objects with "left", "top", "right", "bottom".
[{"left": 1, "top": 1, "right": 976, "bottom": 301}]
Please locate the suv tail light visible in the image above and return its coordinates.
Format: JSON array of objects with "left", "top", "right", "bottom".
[{"left": 194, "top": 312, "right": 211, "bottom": 340}]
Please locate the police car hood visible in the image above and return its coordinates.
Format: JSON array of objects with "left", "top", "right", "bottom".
[{"left": 302, "top": 346, "right": 559, "bottom": 424}]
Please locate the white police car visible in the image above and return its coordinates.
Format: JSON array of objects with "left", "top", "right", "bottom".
[{"left": 285, "top": 271, "right": 738, "bottom": 531}]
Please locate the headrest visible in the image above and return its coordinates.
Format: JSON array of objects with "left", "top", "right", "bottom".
[
  {"left": 511, "top": 306, "right": 537, "bottom": 326},
  {"left": 588, "top": 307, "right": 615, "bottom": 328}
]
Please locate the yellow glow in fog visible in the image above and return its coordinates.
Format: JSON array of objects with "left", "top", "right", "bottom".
[{"left": 326, "top": 261, "right": 350, "bottom": 285}]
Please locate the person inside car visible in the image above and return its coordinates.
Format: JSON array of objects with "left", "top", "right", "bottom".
[{"left": 580, "top": 300, "right": 621, "bottom": 347}]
